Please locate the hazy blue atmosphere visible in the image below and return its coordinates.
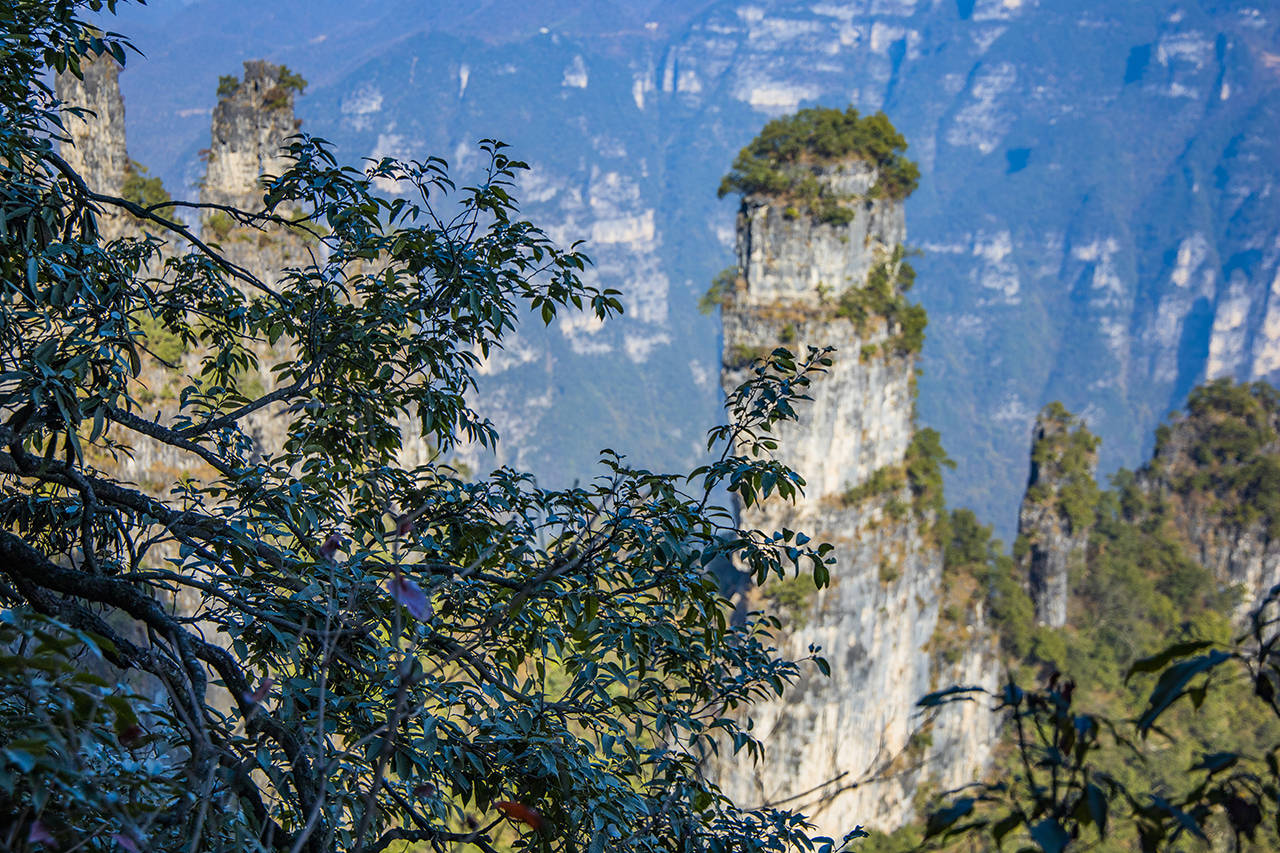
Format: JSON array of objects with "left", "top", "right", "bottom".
[{"left": 98, "top": 0, "right": 1280, "bottom": 538}]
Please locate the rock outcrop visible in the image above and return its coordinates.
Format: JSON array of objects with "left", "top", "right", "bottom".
[
  {"left": 1136, "top": 381, "right": 1280, "bottom": 618},
  {"left": 201, "top": 61, "right": 302, "bottom": 212},
  {"left": 56, "top": 53, "right": 131, "bottom": 239},
  {"left": 1012, "top": 381, "right": 1280, "bottom": 628},
  {"left": 1014, "top": 404, "right": 1099, "bottom": 627},
  {"left": 711, "top": 163, "right": 999, "bottom": 835}
]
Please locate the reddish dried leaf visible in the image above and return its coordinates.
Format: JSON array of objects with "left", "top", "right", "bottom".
[
  {"left": 319, "top": 532, "right": 342, "bottom": 562},
  {"left": 28, "top": 821, "right": 56, "bottom": 846},
  {"left": 493, "top": 800, "right": 544, "bottom": 831},
  {"left": 111, "top": 833, "right": 140, "bottom": 853},
  {"left": 387, "top": 574, "right": 432, "bottom": 621}
]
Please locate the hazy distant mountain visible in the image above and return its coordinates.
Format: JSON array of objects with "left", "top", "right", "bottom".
[{"left": 102, "top": 0, "right": 1280, "bottom": 537}]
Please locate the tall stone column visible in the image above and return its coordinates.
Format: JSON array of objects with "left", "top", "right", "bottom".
[
  {"left": 1015, "top": 404, "right": 1099, "bottom": 628},
  {"left": 56, "top": 54, "right": 131, "bottom": 239},
  {"left": 711, "top": 161, "right": 999, "bottom": 835}
]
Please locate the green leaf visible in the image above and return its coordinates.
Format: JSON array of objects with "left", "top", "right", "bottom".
[
  {"left": 1136, "top": 650, "right": 1232, "bottom": 733},
  {"left": 1125, "top": 640, "right": 1216, "bottom": 683},
  {"left": 925, "top": 797, "right": 974, "bottom": 838},
  {"left": 1085, "top": 782, "right": 1108, "bottom": 836}
]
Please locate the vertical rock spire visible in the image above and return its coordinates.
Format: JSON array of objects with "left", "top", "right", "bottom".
[
  {"left": 56, "top": 53, "right": 131, "bottom": 238},
  {"left": 201, "top": 60, "right": 304, "bottom": 212},
  {"left": 1015, "top": 403, "right": 1099, "bottom": 628},
  {"left": 710, "top": 109, "right": 998, "bottom": 834}
]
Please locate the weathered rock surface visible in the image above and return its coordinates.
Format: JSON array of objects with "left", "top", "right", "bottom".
[
  {"left": 56, "top": 54, "right": 130, "bottom": 239},
  {"left": 201, "top": 61, "right": 301, "bottom": 213},
  {"left": 711, "top": 168, "right": 999, "bottom": 834},
  {"left": 1015, "top": 406, "right": 1099, "bottom": 627}
]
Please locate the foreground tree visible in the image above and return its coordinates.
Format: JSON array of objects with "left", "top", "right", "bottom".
[{"left": 0, "top": 3, "right": 839, "bottom": 850}]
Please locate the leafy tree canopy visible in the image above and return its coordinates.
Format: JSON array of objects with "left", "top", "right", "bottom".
[
  {"left": 0, "top": 3, "right": 841, "bottom": 851},
  {"left": 717, "top": 107, "right": 920, "bottom": 213}
]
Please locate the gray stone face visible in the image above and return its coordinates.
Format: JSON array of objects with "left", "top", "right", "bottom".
[
  {"left": 1015, "top": 413, "right": 1097, "bottom": 629},
  {"left": 202, "top": 61, "right": 301, "bottom": 212},
  {"left": 735, "top": 165, "right": 906, "bottom": 311},
  {"left": 56, "top": 54, "right": 130, "bottom": 239},
  {"left": 711, "top": 168, "right": 999, "bottom": 834}
]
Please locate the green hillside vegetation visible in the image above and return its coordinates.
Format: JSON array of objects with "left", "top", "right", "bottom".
[
  {"left": 120, "top": 158, "right": 169, "bottom": 209},
  {"left": 869, "top": 387, "right": 1280, "bottom": 851},
  {"left": 718, "top": 106, "right": 920, "bottom": 223},
  {"left": 1156, "top": 379, "right": 1280, "bottom": 538}
]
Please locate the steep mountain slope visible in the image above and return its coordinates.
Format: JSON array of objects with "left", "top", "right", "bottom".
[{"left": 98, "top": 0, "right": 1280, "bottom": 536}]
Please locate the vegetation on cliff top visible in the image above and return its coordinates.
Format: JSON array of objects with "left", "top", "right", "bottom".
[
  {"left": 216, "top": 61, "right": 307, "bottom": 109},
  {"left": 1154, "top": 378, "right": 1280, "bottom": 538},
  {"left": 718, "top": 106, "right": 920, "bottom": 222},
  {"left": 1023, "top": 401, "right": 1102, "bottom": 534}
]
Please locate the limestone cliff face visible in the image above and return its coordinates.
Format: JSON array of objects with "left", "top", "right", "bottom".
[
  {"left": 1014, "top": 406, "right": 1099, "bottom": 628},
  {"left": 201, "top": 61, "right": 302, "bottom": 213},
  {"left": 712, "top": 166, "right": 999, "bottom": 835},
  {"left": 55, "top": 54, "right": 130, "bottom": 239}
]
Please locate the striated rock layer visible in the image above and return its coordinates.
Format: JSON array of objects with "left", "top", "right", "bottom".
[{"left": 712, "top": 166, "right": 999, "bottom": 834}]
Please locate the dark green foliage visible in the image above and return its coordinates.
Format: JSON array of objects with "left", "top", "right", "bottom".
[
  {"left": 217, "top": 64, "right": 306, "bottom": 110},
  {"left": 120, "top": 158, "right": 169, "bottom": 208},
  {"left": 840, "top": 464, "right": 906, "bottom": 506},
  {"left": 203, "top": 208, "right": 233, "bottom": 239},
  {"left": 913, "top": 399, "right": 1280, "bottom": 852},
  {"left": 263, "top": 65, "right": 306, "bottom": 110},
  {"left": 0, "top": 5, "right": 838, "bottom": 850},
  {"left": 906, "top": 428, "right": 953, "bottom": 519},
  {"left": 134, "top": 311, "right": 187, "bottom": 365},
  {"left": 940, "top": 508, "right": 1036, "bottom": 659},
  {"left": 718, "top": 106, "right": 920, "bottom": 220},
  {"left": 762, "top": 573, "right": 821, "bottom": 627},
  {"left": 726, "top": 342, "right": 773, "bottom": 368},
  {"left": 920, "top": 587, "right": 1280, "bottom": 853},
  {"left": 216, "top": 73, "right": 238, "bottom": 98},
  {"left": 699, "top": 265, "right": 737, "bottom": 315},
  {"left": 1159, "top": 379, "right": 1280, "bottom": 538},
  {"left": 277, "top": 64, "right": 307, "bottom": 93},
  {"left": 1029, "top": 402, "right": 1101, "bottom": 533}
]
